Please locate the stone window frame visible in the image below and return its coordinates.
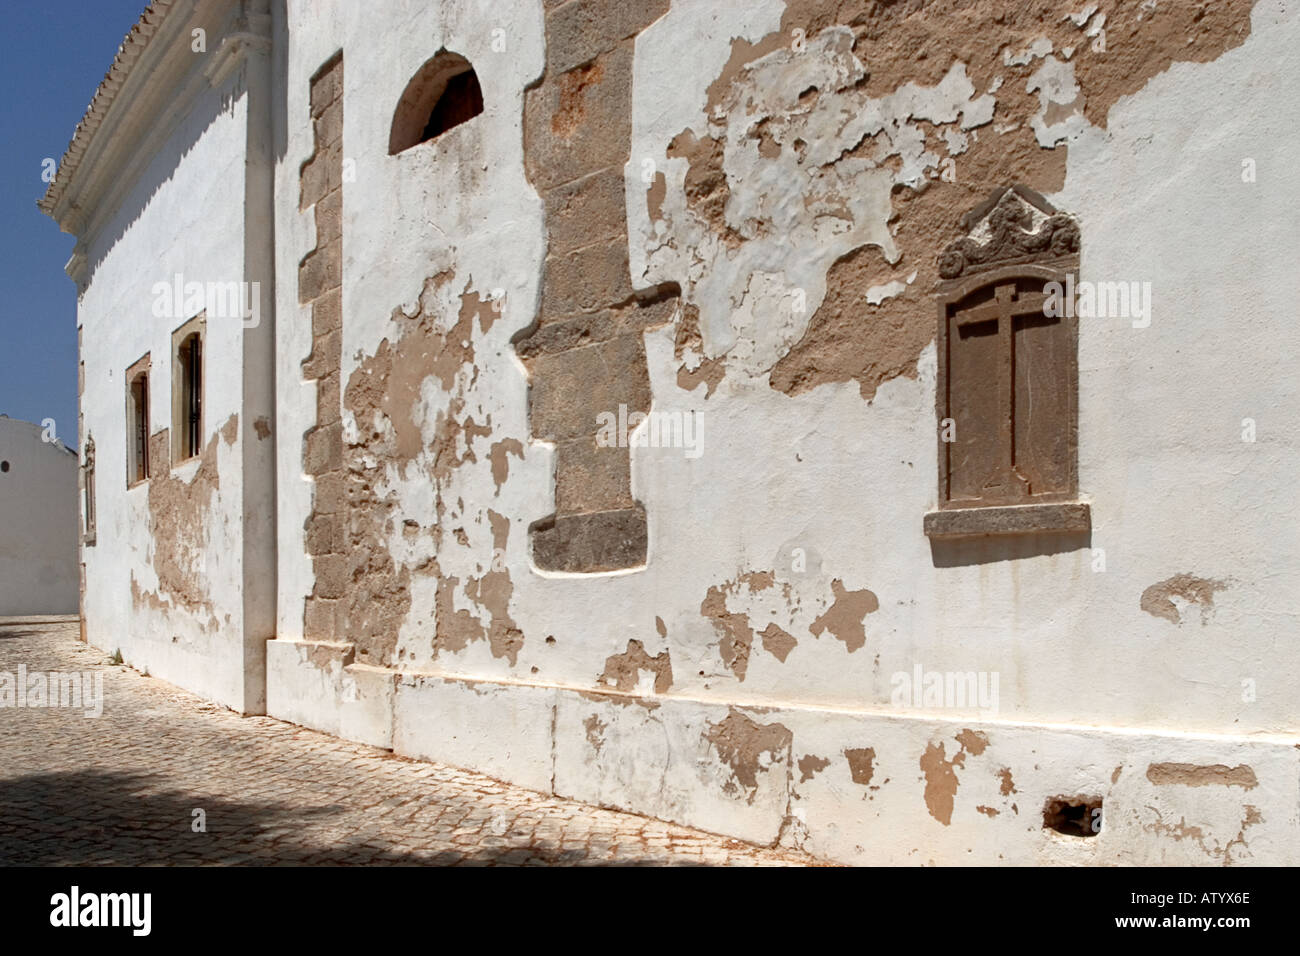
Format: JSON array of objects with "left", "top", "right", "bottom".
[
  {"left": 125, "top": 353, "right": 151, "bottom": 488},
  {"left": 82, "top": 435, "right": 96, "bottom": 546},
  {"left": 924, "top": 195, "right": 1090, "bottom": 540},
  {"left": 171, "top": 313, "right": 205, "bottom": 467}
]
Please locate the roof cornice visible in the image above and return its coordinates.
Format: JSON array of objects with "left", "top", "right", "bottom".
[
  {"left": 38, "top": 0, "right": 194, "bottom": 224},
  {"left": 39, "top": 1, "right": 275, "bottom": 292}
]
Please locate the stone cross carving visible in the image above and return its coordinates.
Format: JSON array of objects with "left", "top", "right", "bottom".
[{"left": 931, "top": 185, "right": 1084, "bottom": 522}]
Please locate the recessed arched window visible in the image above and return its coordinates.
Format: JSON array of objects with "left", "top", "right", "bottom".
[
  {"left": 389, "top": 50, "right": 483, "bottom": 154},
  {"left": 172, "top": 314, "right": 204, "bottom": 463},
  {"left": 126, "top": 354, "right": 151, "bottom": 486}
]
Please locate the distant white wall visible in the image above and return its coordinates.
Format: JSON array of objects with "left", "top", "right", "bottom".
[{"left": 0, "top": 418, "right": 78, "bottom": 615}]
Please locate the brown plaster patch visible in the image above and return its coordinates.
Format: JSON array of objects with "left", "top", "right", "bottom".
[
  {"left": 666, "top": 129, "right": 744, "bottom": 248},
  {"left": 336, "top": 277, "right": 505, "bottom": 666},
  {"left": 305, "top": 641, "right": 354, "bottom": 670},
  {"left": 583, "top": 714, "right": 607, "bottom": 752},
  {"left": 920, "top": 741, "right": 963, "bottom": 826},
  {"left": 699, "top": 570, "right": 778, "bottom": 681},
  {"left": 998, "top": 767, "right": 1017, "bottom": 796},
  {"left": 598, "top": 639, "right": 673, "bottom": 694},
  {"left": 684, "top": 0, "right": 1252, "bottom": 401},
  {"left": 646, "top": 170, "right": 667, "bottom": 223},
  {"left": 798, "top": 754, "right": 830, "bottom": 783},
  {"left": 760, "top": 622, "right": 797, "bottom": 663},
  {"left": 1140, "top": 573, "right": 1228, "bottom": 625},
  {"left": 920, "top": 730, "right": 987, "bottom": 825},
  {"left": 141, "top": 419, "right": 235, "bottom": 621},
  {"left": 456, "top": 509, "right": 525, "bottom": 666},
  {"left": 674, "top": 303, "right": 726, "bottom": 397},
  {"left": 253, "top": 416, "right": 272, "bottom": 440},
  {"left": 845, "top": 747, "right": 876, "bottom": 786},
  {"left": 809, "top": 579, "right": 878, "bottom": 653},
  {"left": 976, "top": 805, "right": 999, "bottom": 817},
  {"left": 704, "top": 708, "right": 793, "bottom": 805},
  {"left": 488, "top": 437, "right": 524, "bottom": 494},
  {"left": 701, "top": 584, "right": 755, "bottom": 682},
  {"left": 1146, "top": 763, "right": 1258, "bottom": 790}
]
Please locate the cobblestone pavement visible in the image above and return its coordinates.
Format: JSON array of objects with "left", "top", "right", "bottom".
[{"left": 0, "top": 619, "right": 823, "bottom": 866}]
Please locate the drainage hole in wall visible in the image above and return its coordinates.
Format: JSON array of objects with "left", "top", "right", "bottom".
[{"left": 1043, "top": 795, "right": 1102, "bottom": 838}]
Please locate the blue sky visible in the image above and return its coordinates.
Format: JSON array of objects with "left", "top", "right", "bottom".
[{"left": 1, "top": 1, "right": 150, "bottom": 450}]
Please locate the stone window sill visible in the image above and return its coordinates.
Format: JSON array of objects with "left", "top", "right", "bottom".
[{"left": 924, "top": 502, "right": 1091, "bottom": 539}]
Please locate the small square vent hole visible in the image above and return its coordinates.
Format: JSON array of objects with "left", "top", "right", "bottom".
[{"left": 1043, "top": 795, "right": 1102, "bottom": 837}]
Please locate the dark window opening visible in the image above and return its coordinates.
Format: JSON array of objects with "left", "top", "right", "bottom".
[
  {"left": 0, "top": 461, "right": 8, "bottom": 473},
  {"left": 389, "top": 51, "right": 483, "bottom": 154},
  {"left": 420, "top": 69, "right": 483, "bottom": 142},
  {"left": 178, "top": 332, "right": 202, "bottom": 459},
  {"left": 129, "top": 372, "right": 150, "bottom": 484}
]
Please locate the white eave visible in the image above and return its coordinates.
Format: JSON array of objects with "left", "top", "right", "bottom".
[
  {"left": 37, "top": 1, "right": 189, "bottom": 226},
  {"left": 37, "top": 1, "right": 272, "bottom": 289}
]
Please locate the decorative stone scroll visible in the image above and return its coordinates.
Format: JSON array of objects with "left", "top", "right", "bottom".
[{"left": 937, "top": 184, "right": 1080, "bottom": 280}]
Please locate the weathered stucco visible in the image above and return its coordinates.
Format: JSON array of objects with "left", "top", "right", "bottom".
[
  {"left": 64, "top": 0, "right": 276, "bottom": 714},
  {"left": 53, "top": 0, "right": 1300, "bottom": 866}
]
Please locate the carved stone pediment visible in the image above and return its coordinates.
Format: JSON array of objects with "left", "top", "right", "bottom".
[{"left": 937, "top": 184, "right": 1079, "bottom": 280}]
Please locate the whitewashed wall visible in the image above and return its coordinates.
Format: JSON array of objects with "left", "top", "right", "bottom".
[
  {"left": 78, "top": 52, "right": 268, "bottom": 713},
  {"left": 263, "top": 0, "right": 1298, "bottom": 864},
  {"left": 0, "top": 418, "right": 78, "bottom": 615}
]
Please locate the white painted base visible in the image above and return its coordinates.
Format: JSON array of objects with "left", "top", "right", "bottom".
[{"left": 265, "top": 639, "right": 1299, "bottom": 865}]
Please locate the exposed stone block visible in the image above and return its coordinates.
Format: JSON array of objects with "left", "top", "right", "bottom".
[
  {"left": 314, "top": 188, "right": 342, "bottom": 246},
  {"left": 315, "top": 371, "right": 340, "bottom": 427},
  {"left": 311, "top": 286, "right": 342, "bottom": 338},
  {"left": 524, "top": 43, "right": 633, "bottom": 191},
  {"left": 314, "top": 97, "right": 343, "bottom": 150},
  {"left": 302, "top": 330, "right": 339, "bottom": 380},
  {"left": 311, "top": 553, "right": 349, "bottom": 600},
  {"left": 304, "top": 421, "right": 342, "bottom": 475},
  {"left": 515, "top": 285, "right": 681, "bottom": 360},
  {"left": 531, "top": 506, "right": 647, "bottom": 572},
  {"left": 540, "top": 238, "right": 633, "bottom": 317},
  {"left": 545, "top": 0, "right": 671, "bottom": 75},
  {"left": 298, "top": 238, "right": 341, "bottom": 302},
  {"left": 312, "top": 472, "right": 347, "bottom": 515},
  {"left": 305, "top": 512, "right": 344, "bottom": 556},
  {"left": 309, "top": 60, "right": 340, "bottom": 117},
  {"left": 543, "top": 165, "right": 627, "bottom": 256},
  {"left": 554, "top": 435, "right": 634, "bottom": 514},
  {"left": 299, "top": 152, "right": 329, "bottom": 211},
  {"left": 529, "top": 333, "right": 650, "bottom": 442}
]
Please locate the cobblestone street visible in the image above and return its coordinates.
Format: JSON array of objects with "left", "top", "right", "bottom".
[{"left": 0, "top": 619, "right": 820, "bottom": 866}]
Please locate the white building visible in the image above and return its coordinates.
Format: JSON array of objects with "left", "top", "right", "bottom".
[
  {"left": 0, "top": 417, "right": 79, "bottom": 616},
  {"left": 40, "top": 0, "right": 1300, "bottom": 865}
]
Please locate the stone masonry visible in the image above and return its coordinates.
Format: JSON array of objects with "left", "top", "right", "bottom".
[
  {"left": 517, "top": 0, "right": 680, "bottom": 573},
  {"left": 300, "top": 53, "right": 346, "bottom": 641}
]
